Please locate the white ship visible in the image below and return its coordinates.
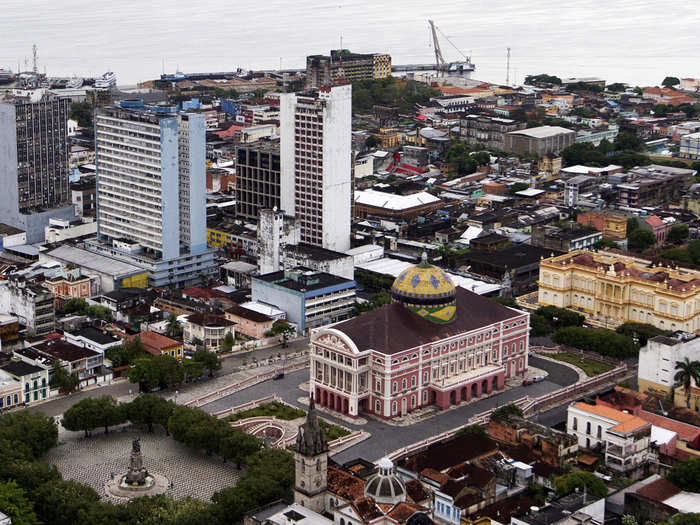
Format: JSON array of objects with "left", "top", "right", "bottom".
[{"left": 94, "top": 71, "right": 117, "bottom": 89}]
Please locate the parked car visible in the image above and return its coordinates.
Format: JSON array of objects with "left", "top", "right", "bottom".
[
  {"left": 272, "top": 372, "right": 285, "bottom": 380},
  {"left": 522, "top": 379, "right": 533, "bottom": 386},
  {"left": 532, "top": 375, "right": 545, "bottom": 383}
]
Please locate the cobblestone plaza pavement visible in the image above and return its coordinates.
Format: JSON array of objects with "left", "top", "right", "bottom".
[{"left": 43, "top": 427, "right": 240, "bottom": 501}]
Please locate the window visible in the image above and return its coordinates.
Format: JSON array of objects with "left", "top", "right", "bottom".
[
  {"left": 423, "top": 391, "right": 428, "bottom": 402},
  {"left": 316, "top": 459, "right": 321, "bottom": 471},
  {"left": 375, "top": 401, "right": 381, "bottom": 412},
  {"left": 376, "top": 380, "right": 381, "bottom": 392},
  {"left": 411, "top": 376, "right": 416, "bottom": 387},
  {"left": 411, "top": 395, "right": 416, "bottom": 408},
  {"left": 586, "top": 422, "right": 591, "bottom": 435},
  {"left": 392, "top": 402, "right": 397, "bottom": 415},
  {"left": 393, "top": 382, "right": 398, "bottom": 393},
  {"left": 597, "top": 425, "right": 602, "bottom": 439},
  {"left": 424, "top": 371, "right": 428, "bottom": 382},
  {"left": 402, "top": 379, "right": 407, "bottom": 390},
  {"left": 573, "top": 417, "right": 577, "bottom": 431}
]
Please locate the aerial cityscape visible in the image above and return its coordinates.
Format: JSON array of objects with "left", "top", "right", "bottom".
[{"left": 1, "top": 6, "right": 700, "bottom": 525}]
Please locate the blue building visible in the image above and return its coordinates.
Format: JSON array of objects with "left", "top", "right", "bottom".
[{"left": 251, "top": 268, "right": 356, "bottom": 334}]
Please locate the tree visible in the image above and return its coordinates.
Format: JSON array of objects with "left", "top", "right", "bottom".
[
  {"left": 221, "top": 332, "right": 235, "bottom": 352},
  {"left": 445, "top": 143, "right": 478, "bottom": 176},
  {"left": 668, "top": 224, "right": 689, "bottom": 245},
  {"left": 69, "top": 102, "right": 92, "bottom": 128},
  {"left": 0, "top": 411, "right": 58, "bottom": 458},
  {"left": 561, "top": 142, "right": 604, "bottom": 167},
  {"left": 125, "top": 395, "right": 166, "bottom": 432},
  {"left": 662, "top": 76, "right": 680, "bottom": 89},
  {"left": 166, "top": 313, "right": 183, "bottom": 338},
  {"left": 553, "top": 327, "right": 637, "bottom": 359},
  {"left": 628, "top": 229, "right": 656, "bottom": 252},
  {"left": 49, "top": 362, "right": 79, "bottom": 393},
  {"left": 105, "top": 337, "right": 146, "bottom": 367},
  {"left": 0, "top": 459, "right": 61, "bottom": 491},
  {"left": 671, "top": 514, "right": 700, "bottom": 525},
  {"left": 627, "top": 217, "right": 639, "bottom": 235},
  {"left": 606, "top": 83, "right": 627, "bottom": 92},
  {"left": 182, "top": 359, "right": 204, "bottom": 383},
  {"left": 455, "top": 424, "right": 486, "bottom": 437},
  {"left": 220, "top": 430, "right": 262, "bottom": 467},
  {"left": 491, "top": 404, "right": 523, "bottom": 422},
  {"left": 674, "top": 358, "right": 700, "bottom": 408},
  {"left": 524, "top": 74, "right": 562, "bottom": 87},
  {"left": 536, "top": 306, "right": 585, "bottom": 329},
  {"left": 128, "top": 354, "right": 184, "bottom": 391},
  {"left": 666, "top": 457, "right": 700, "bottom": 492},
  {"left": 193, "top": 348, "right": 221, "bottom": 377},
  {"left": 168, "top": 406, "right": 212, "bottom": 444},
  {"left": 553, "top": 471, "right": 608, "bottom": 498},
  {"left": 365, "top": 135, "right": 379, "bottom": 149},
  {"left": 508, "top": 182, "right": 531, "bottom": 195},
  {"left": 471, "top": 151, "right": 491, "bottom": 167},
  {"left": 63, "top": 298, "right": 88, "bottom": 315},
  {"left": 654, "top": 104, "right": 670, "bottom": 117},
  {"left": 530, "top": 314, "right": 553, "bottom": 337},
  {"left": 32, "top": 479, "right": 100, "bottom": 525},
  {"left": 615, "top": 322, "right": 671, "bottom": 347},
  {"left": 61, "top": 397, "right": 124, "bottom": 436},
  {"left": 596, "top": 238, "right": 618, "bottom": 250},
  {"left": 614, "top": 131, "right": 645, "bottom": 152},
  {"left": 86, "top": 305, "right": 112, "bottom": 321},
  {"left": 0, "top": 480, "right": 39, "bottom": 525},
  {"left": 245, "top": 448, "right": 295, "bottom": 490}
]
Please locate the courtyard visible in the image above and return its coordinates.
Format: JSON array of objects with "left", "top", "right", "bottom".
[{"left": 43, "top": 426, "right": 241, "bottom": 501}]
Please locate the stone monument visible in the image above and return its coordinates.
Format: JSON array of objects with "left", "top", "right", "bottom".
[
  {"left": 125, "top": 438, "right": 148, "bottom": 485},
  {"left": 106, "top": 437, "right": 169, "bottom": 499}
]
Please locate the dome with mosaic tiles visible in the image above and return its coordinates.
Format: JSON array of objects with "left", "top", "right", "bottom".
[{"left": 390, "top": 253, "right": 457, "bottom": 324}]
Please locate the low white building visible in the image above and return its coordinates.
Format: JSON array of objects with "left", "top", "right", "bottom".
[
  {"left": 567, "top": 402, "right": 651, "bottom": 477},
  {"left": 45, "top": 217, "right": 97, "bottom": 243},
  {"left": 680, "top": 131, "right": 700, "bottom": 160},
  {"left": 638, "top": 332, "right": 700, "bottom": 395}
]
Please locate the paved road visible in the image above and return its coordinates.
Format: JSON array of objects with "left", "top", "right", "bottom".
[
  {"left": 26, "top": 338, "right": 311, "bottom": 418},
  {"left": 201, "top": 355, "right": 581, "bottom": 464}
]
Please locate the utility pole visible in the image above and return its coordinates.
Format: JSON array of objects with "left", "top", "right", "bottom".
[{"left": 506, "top": 47, "right": 511, "bottom": 86}]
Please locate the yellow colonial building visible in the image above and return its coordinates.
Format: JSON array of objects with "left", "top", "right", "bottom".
[{"left": 538, "top": 250, "right": 700, "bottom": 332}]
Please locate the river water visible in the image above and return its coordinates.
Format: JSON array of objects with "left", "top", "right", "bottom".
[{"left": 1, "top": 0, "right": 698, "bottom": 86}]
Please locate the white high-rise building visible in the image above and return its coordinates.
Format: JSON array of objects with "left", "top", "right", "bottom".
[
  {"left": 95, "top": 105, "right": 207, "bottom": 259},
  {"left": 93, "top": 103, "right": 215, "bottom": 287},
  {"left": 280, "top": 84, "right": 352, "bottom": 252}
]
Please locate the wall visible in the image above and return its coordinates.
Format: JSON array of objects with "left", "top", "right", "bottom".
[
  {"left": 160, "top": 117, "right": 181, "bottom": 260},
  {"left": 186, "top": 113, "right": 208, "bottom": 254},
  {"left": 252, "top": 279, "right": 305, "bottom": 331}
]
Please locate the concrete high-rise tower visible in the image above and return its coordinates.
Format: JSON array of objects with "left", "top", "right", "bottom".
[
  {"left": 95, "top": 105, "right": 206, "bottom": 259},
  {"left": 280, "top": 84, "right": 352, "bottom": 253},
  {"left": 93, "top": 102, "right": 215, "bottom": 287},
  {"left": 0, "top": 91, "right": 76, "bottom": 242}
]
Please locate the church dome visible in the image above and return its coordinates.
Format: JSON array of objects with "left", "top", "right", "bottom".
[
  {"left": 364, "top": 458, "right": 406, "bottom": 505},
  {"left": 390, "top": 253, "right": 457, "bottom": 323}
]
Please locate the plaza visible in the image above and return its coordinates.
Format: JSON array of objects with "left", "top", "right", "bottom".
[{"left": 43, "top": 426, "right": 241, "bottom": 501}]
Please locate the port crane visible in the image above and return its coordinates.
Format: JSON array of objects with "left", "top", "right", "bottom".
[{"left": 428, "top": 20, "right": 475, "bottom": 76}]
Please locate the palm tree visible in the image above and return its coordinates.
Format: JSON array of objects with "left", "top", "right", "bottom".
[
  {"left": 166, "top": 314, "right": 181, "bottom": 338},
  {"left": 674, "top": 357, "right": 700, "bottom": 408}
]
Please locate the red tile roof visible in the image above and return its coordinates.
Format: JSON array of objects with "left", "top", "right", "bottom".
[
  {"left": 640, "top": 410, "right": 700, "bottom": 442},
  {"left": 636, "top": 477, "right": 681, "bottom": 502},
  {"left": 327, "top": 465, "right": 365, "bottom": 501},
  {"left": 132, "top": 331, "right": 181, "bottom": 354}
]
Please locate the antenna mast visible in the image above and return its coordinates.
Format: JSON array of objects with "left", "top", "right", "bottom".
[{"left": 32, "top": 44, "right": 38, "bottom": 74}]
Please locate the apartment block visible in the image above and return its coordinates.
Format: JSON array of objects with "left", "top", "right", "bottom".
[
  {"left": 618, "top": 165, "right": 695, "bottom": 208},
  {"left": 280, "top": 85, "right": 352, "bottom": 252},
  {"left": 460, "top": 114, "right": 527, "bottom": 150},
  {"left": 94, "top": 103, "right": 216, "bottom": 287},
  {"left": 305, "top": 50, "right": 391, "bottom": 88},
  {"left": 235, "top": 140, "right": 282, "bottom": 220},
  {"left": 0, "top": 277, "right": 55, "bottom": 334},
  {"left": 0, "top": 91, "right": 76, "bottom": 242},
  {"left": 680, "top": 132, "right": 700, "bottom": 160}
]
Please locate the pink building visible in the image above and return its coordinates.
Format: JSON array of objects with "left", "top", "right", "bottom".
[{"left": 309, "top": 258, "right": 529, "bottom": 419}]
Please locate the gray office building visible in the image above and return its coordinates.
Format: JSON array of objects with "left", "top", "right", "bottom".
[
  {"left": 0, "top": 91, "right": 76, "bottom": 242},
  {"left": 235, "top": 140, "right": 281, "bottom": 220}
]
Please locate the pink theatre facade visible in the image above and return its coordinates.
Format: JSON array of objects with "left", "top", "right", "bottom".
[{"left": 309, "top": 313, "right": 529, "bottom": 420}]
